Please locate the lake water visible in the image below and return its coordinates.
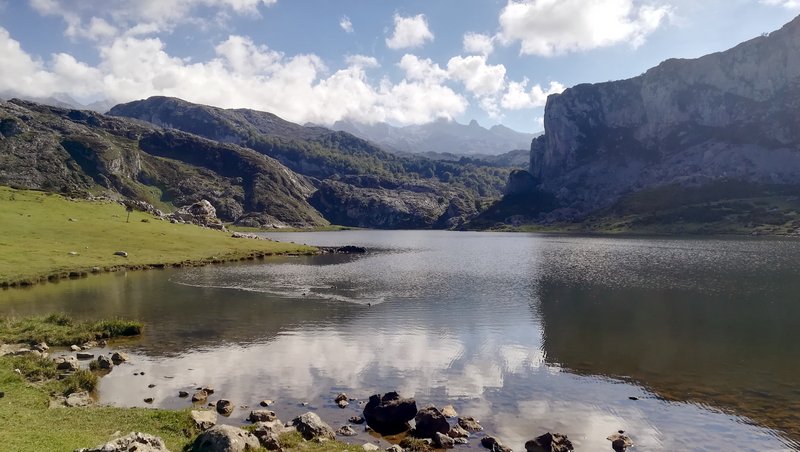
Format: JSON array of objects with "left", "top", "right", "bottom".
[{"left": 1, "top": 231, "right": 798, "bottom": 451}]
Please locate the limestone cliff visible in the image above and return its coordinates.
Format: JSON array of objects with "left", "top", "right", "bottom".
[{"left": 531, "top": 15, "right": 800, "bottom": 216}]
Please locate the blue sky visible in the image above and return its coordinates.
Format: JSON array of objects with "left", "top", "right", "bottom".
[{"left": 0, "top": 0, "right": 798, "bottom": 132}]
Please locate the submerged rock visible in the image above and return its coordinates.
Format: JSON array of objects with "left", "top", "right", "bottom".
[
  {"left": 76, "top": 432, "right": 169, "bottom": 452},
  {"left": 525, "top": 432, "right": 574, "bottom": 452}
]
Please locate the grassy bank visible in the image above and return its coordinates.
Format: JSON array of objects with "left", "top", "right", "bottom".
[
  {"left": 0, "top": 313, "right": 142, "bottom": 346},
  {"left": 228, "top": 224, "right": 358, "bottom": 233},
  {"left": 0, "top": 186, "right": 317, "bottom": 287}
]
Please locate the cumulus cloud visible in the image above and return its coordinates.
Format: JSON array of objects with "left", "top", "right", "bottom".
[
  {"left": 501, "top": 79, "right": 565, "bottom": 109},
  {"left": 385, "top": 14, "right": 434, "bottom": 49},
  {"left": 447, "top": 55, "right": 506, "bottom": 97},
  {"left": 29, "top": 0, "right": 278, "bottom": 40},
  {"left": 463, "top": 32, "right": 494, "bottom": 55},
  {"left": 398, "top": 54, "right": 448, "bottom": 83},
  {"left": 0, "top": 26, "right": 467, "bottom": 126},
  {"left": 498, "top": 0, "right": 671, "bottom": 56},
  {"left": 339, "top": 15, "right": 354, "bottom": 33}
]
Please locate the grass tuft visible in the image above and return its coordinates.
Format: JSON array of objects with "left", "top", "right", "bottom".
[{"left": 0, "top": 314, "right": 143, "bottom": 346}]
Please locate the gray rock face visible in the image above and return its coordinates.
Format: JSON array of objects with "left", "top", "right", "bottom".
[
  {"left": 529, "top": 15, "right": 800, "bottom": 216},
  {"left": 291, "top": 412, "right": 336, "bottom": 440},
  {"left": 76, "top": 432, "right": 170, "bottom": 452},
  {"left": 413, "top": 406, "right": 450, "bottom": 439},
  {"left": 362, "top": 392, "right": 418, "bottom": 435},
  {"left": 192, "top": 425, "right": 260, "bottom": 452}
]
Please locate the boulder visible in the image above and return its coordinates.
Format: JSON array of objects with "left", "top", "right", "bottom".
[
  {"left": 362, "top": 392, "right": 417, "bottom": 435},
  {"left": 337, "top": 425, "right": 358, "bottom": 437},
  {"left": 413, "top": 406, "right": 450, "bottom": 439},
  {"left": 216, "top": 399, "right": 234, "bottom": 416},
  {"left": 525, "top": 432, "right": 574, "bottom": 452},
  {"left": 54, "top": 356, "right": 79, "bottom": 371},
  {"left": 457, "top": 416, "right": 483, "bottom": 432},
  {"left": 192, "top": 425, "right": 260, "bottom": 452},
  {"left": 434, "top": 432, "right": 455, "bottom": 449},
  {"left": 168, "top": 200, "right": 225, "bottom": 230},
  {"left": 291, "top": 412, "right": 335, "bottom": 440},
  {"left": 607, "top": 431, "right": 633, "bottom": 452},
  {"left": 111, "top": 352, "right": 129, "bottom": 363},
  {"left": 248, "top": 410, "right": 276, "bottom": 423},
  {"left": 96, "top": 355, "right": 113, "bottom": 369},
  {"left": 191, "top": 410, "right": 218, "bottom": 430},
  {"left": 440, "top": 405, "right": 457, "bottom": 418},
  {"left": 481, "top": 436, "right": 512, "bottom": 452},
  {"left": 447, "top": 425, "right": 469, "bottom": 438},
  {"left": 76, "top": 432, "right": 169, "bottom": 452}
]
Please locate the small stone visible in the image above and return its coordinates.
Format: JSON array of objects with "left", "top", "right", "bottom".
[
  {"left": 448, "top": 425, "right": 469, "bottom": 438},
  {"left": 386, "top": 446, "right": 404, "bottom": 452},
  {"left": 349, "top": 416, "right": 365, "bottom": 424},
  {"left": 259, "top": 399, "right": 274, "bottom": 407},
  {"left": 68, "top": 251, "right": 78, "bottom": 255},
  {"left": 144, "top": 397, "right": 154, "bottom": 403},
  {"left": 337, "top": 425, "right": 358, "bottom": 437},
  {"left": 454, "top": 438, "right": 468, "bottom": 445},
  {"left": 457, "top": 416, "right": 483, "bottom": 432},
  {"left": 434, "top": 432, "right": 455, "bottom": 449},
  {"left": 70, "top": 345, "right": 81, "bottom": 352},
  {"left": 201, "top": 386, "right": 214, "bottom": 394},
  {"left": 335, "top": 393, "right": 349, "bottom": 403},
  {"left": 337, "top": 399, "right": 349, "bottom": 408},
  {"left": 216, "top": 399, "right": 234, "bottom": 416},
  {"left": 0, "top": 391, "right": 5, "bottom": 398},
  {"left": 148, "top": 384, "right": 156, "bottom": 388},
  {"left": 110, "top": 352, "right": 129, "bottom": 363},
  {"left": 363, "top": 444, "right": 379, "bottom": 451},
  {"left": 192, "top": 390, "right": 209, "bottom": 402},
  {"left": 178, "top": 391, "right": 189, "bottom": 398},
  {"left": 248, "top": 409, "right": 277, "bottom": 422},
  {"left": 607, "top": 431, "right": 633, "bottom": 452},
  {"left": 628, "top": 396, "right": 639, "bottom": 401},
  {"left": 76, "top": 352, "right": 94, "bottom": 360},
  {"left": 525, "top": 432, "right": 574, "bottom": 452},
  {"left": 441, "top": 405, "right": 457, "bottom": 418},
  {"left": 96, "top": 355, "right": 113, "bottom": 370},
  {"left": 191, "top": 409, "right": 218, "bottom": 430},
  {"left": 32, "top": 342, "right": 49, "bottom": 352},
  {"left": 114, "top": 251, "right": 128, "bottom": 257}
]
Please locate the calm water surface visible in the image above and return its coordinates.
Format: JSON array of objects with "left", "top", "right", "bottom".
[{"left": 1, "top": 231, "right": 799, "bottom": 451}]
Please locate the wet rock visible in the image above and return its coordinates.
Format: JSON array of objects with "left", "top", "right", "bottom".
[
  {"left": 260, "top": 399, "right": 274, "bottom": 407},
  {"left": 448, "top": 425, "right": 469, "bottom": 438},
  {"left": 76, "top": 432, "right": 169, "bottom": 452},
  {"left": 201, "top": 386, "right": 215, "bottom": 395},
  {"left": 192, "top": 390, "right": 209, "bottom": 402},
  {"left": 454, "top": 438, "right": 469, "bottom": 445},
  {"left": 144, "top": 397, "right": 154, "bottom": 404},
  {"left": 216, "top": 399, "right": 234, "bottom": 416},
  {"left": 191, "top": 409, "right": 218, "bottom": 430},
  {"left": 192, "top": 424, "right": 260, "bottom": 452},
  {"left": 111, "top": 352, "right": 129, "bottom": 363},
  {"left": 434, "top": 432, "right": 455, "bottom": 449},
  {"left": 96, "top": 355, "right": 113, "bottom": 370},
  {"left": 457, "top": 416, "right": 483, "bottom": 432},
  {"left": 525, "top": 432, "right": 574, "bottom": 452},
  {"left": 76, "top": 352, "right": 94, "bottom": 360},
  {"left": 248, "top": 410, "right": 276, "bottom": 422},
  {"left": 337, "top": 425, "right": 358, "bottom": 437},
  {"left": 362, "top": 392, "right": 417, "bottom": 435},
  {"left": 148, "top": 384, "right": 156, "bottom": 388},
  {"left": 291, "top": 412, "right": 336, "bottom": 440},
  {"left": 54, "top": 356, "right": 79, "bottom": 371},
  {"left": 65, "top": 391, "right": 92, "bottom": 407},
  {"left": 349, "top": 415, "right": 365, "bottom": 424},
  {"left": 336, "top": 393, "right": 350, "bottom": 408},
  {"left": 178, "top": 391, "right": 189, "bottom": 398},
  {"left": 413, "top": 406, "right": 450, "bottom": 439},
  {"left": 607, "top": 431, "right": 633, "bottom": 452},
  {"left": 440, "top": 405, "right": 457, "bottom": 418}
]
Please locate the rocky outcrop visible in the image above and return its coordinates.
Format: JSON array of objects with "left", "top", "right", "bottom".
[
  {"left": 362, "top": 392, "right": 418, "bottom": 435},
  {"left": 168, "top": 200, "right": 224, "bottom": 229},
  {"left": 77, "top": 432, "right": 170, "bottom": 452},
  {"left": 529, "top": 15, "right": 800, "bottom": 217}
]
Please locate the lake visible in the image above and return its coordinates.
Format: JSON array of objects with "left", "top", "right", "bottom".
[{"left": 1, "top": 231, "right": 798, "bottom": 451}]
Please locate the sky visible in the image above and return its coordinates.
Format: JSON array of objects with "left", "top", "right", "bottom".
[{"left": 0, "top": 1, "right": 798, "bottom": 133}]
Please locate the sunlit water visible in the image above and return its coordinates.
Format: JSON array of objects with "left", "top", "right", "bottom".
[{"left": 1, "top": 231, "right": 799, "bottom": 451}]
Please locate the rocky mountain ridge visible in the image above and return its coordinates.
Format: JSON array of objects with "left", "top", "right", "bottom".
[{"left": 526, "top": 14, "right": 800, "bottom": 221}]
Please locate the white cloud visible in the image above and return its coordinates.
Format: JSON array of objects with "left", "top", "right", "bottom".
[
  {"left": 761, "top": 0, "right": 800, "bottom": 7},
  {"left": 339, "top": 15, "right": 354, "bottom": 33},
  {"left": 29, "top": 0, "right": 278, "bottom": 40},
  {"left": 463, "top": 32, "right": 494, "bottom": 55},
  {"left": 501, "top": 79, "right": 565, "bottom": 109},
  {"left": 385, "top": 14, "right": 434, "bottom": 50},
  {"left": 447, "top": 55, "right": 506, "bottom": 97},
  {"left": 0, "top": 26, "right": 466, "bottom": 126},
  {"left": 398, "top": 54, "right": 448, "bottom": 83},
  {"left": 498, "top": 0, "right": 672, "bottom": 56}
]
